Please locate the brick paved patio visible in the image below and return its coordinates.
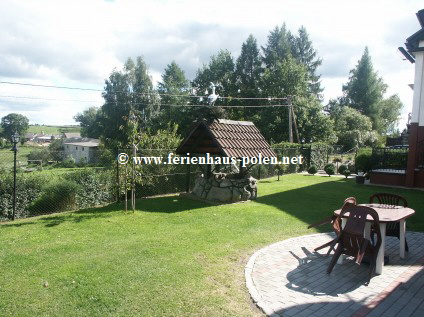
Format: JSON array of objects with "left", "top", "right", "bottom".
[{"left": 245, "top": 232, "right": 424, "bottom": 317}]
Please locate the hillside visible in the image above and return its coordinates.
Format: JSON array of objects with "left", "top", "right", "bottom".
[{"left": 27, "top": 125, "right": 81, "bottom": 135}]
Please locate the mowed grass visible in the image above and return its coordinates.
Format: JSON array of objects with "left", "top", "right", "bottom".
[
  {"left": 27, "top": 125, "right": 81, "bottom": 135},
  {"left": 1, "top": 174, "right": 423, "bottom": 316},
  {"left": 0, "top": 146, "right": 42, "bottom": 169}
]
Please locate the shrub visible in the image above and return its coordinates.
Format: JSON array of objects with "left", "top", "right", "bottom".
[
  {"left": 355, "top": 147, "right": 373, "bottom": 172},
  {"left": 0, "top": 173, "right": 46, "bottom": 220},
  {"left": 342, "top": 169, "right": 351, "bottom": 178},
  {"left": 48, "top": 139, "right": 64, "bottom": 162},
  {"left": 324, "top": 163, "right": 335, "bottom": 176},
  {"left": 62, "top": 157, "right": 76, "bottom": 168},
  {"left": 64, "top": 168, "right": 115, "bottom": 209},
  {"left": 77, "top": 157, "right": 88, "bottom": 167},
  {"left": 338, "top": 164, "right": 348, "bottom": 175},
  {"left": 308, "top": 165, "right": 318, "bottom": 175},
  {"left": 29, "top": 180, "right": 80, "bottom": 215},
  {"left": 27, "top": 149, "right": 51, "bottom": 164}
]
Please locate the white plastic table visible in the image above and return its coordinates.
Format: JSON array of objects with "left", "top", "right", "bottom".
[{"left": 334, "top": 203, "right": 415, "bottom": 274}]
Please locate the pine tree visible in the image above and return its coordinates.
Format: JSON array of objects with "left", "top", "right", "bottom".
[
  {"left": 155, "top": 61, "right": 191, "bottom": 134},
  {"left": 258, "top": 56, "right": 308, "bottom": 143},
  {"left": 235, "top": 35, "right": 262, "bottom": 98},
  {"left": 290, "top": 26, "right": 323, "bottom": 95},
  {"left": 232, "top": 34, "right": 263, "bottom": 119},
  {"left": 261, "top": 24, "right": 292, "bottom": 70},
  {"left": 342, "top": 47, "right": 402, "bottom": 134}
]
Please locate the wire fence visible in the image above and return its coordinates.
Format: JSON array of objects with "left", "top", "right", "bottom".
[
  {"left": 0, "top": 146, "right": 115, "bottom": 221},
  {"left": 0, "top": 144, "right": 343, "bottom": 221}
]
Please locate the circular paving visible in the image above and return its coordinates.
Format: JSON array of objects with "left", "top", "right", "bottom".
[{"left": 245, "top": 232, "right": 424, "bottom": 317}]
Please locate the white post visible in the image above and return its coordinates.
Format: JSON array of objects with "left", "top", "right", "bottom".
[
  {"left": 375, "top": 223, "right": 386, "bottom": 275},
  {"left": 400, "top": 220, "right": 406, "bottom": 259},
  {"left": 337, "top": 218, "right": 347, "bottom": 264}
]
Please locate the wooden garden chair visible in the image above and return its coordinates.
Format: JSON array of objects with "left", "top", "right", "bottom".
[
  {"left": 327, "top": 205, "right": 382, "bottom": 285},
  {"left": 369, "top": 193, "right": 409, "bottom": 252},
  {"left": 308, "top": 197, "right": 357, "bottom": 253}
]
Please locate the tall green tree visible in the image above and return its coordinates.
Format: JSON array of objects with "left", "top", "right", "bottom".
[
  {"left": 257, "top": 24, "right": 328, "bottom": 143},
  {"left": 261, "top": 24, "right": 292, "bottom": 70},
  {"left": 235, "top": 35, "right": 262, "bottom": 96},
  {"left": 73, "top": 106, "right": 102, "bottom": 138},
  {"left": 192, "top": 50, "right": 235, "bottom": 121},
  {"left": 232, "top": 34, "right": 263, "bottom": 119},
  {"left": 330, "top": 104, "right": 378, "bottom": 150},
  {"left": 376, "top": 95, "right": 403, "bottom": 134},
  {"left": 0, "top": 113, "right": 29, "bottom": 142},
  {"left": 290, "top": 26, "right": 323, "bottom": 95},
  {"left": 293, "top": 96, "right": 336, "bottom": 143},
  {"left": 154, "top": 61, "right": 191, "bottom": 134},
  {"left": 100, "top": 57, "right": 159, "bottom": 150},
  {"left": 192, "top": 49, "right": 235, "bottom": 100},
  {"left": 258, "top": 56, "right": 308, "bottom": 143},
  {"left": 342, "top": 47, "right": 402, "bottom": 134}
]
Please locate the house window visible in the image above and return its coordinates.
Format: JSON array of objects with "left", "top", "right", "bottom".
[
  {"left": 82, "top": 147, "right": 84, "bottom": 151},
  {"left": 76, "top": 146, "right": 78, "bottom": 150},
  {"left": 67, "top": 145, "right": 69, "bottom": 149}
]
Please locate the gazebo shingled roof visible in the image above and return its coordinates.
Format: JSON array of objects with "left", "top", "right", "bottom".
[{"left": 176, "top": 119, "right": 276, "bottom": 158}]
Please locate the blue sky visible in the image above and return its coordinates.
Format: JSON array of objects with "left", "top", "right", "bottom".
[{"left": 0, "top": 0, "right": 423, "bottom": 129}]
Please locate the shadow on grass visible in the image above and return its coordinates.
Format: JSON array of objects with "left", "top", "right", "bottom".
[
  {"left": 3, "top": 177, "right": 423, "bottom": 230},
  {"left": 1, "top": 203, "right": 120, "bottom": 228},
  {"left": 255, "top": 177, "right": 424, "bottom": 232},
  {"left": 0, "top": 221, "right": 37, "bottom": 227},
  {"left": 135, "top": 195, "right": 208, "bottom": 213},
  {"left": 1, "top": 195, "right": 208, "bottom": 228}
]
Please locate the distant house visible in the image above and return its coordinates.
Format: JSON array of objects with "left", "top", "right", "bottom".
[
  {"left": 25, "top": 133, "right": 37, "bottom": 142},
  {"left": 26, "top": 131, "right": 63, "bottom": 143},
  {"left": 34, "top": 134, "right": 55, "bottom": 143},
  {"left": 63, "top": 132, "right": 81, "bottom": 139},
  {"left": 63, "top": 138, "right": 100, "bottom": 163}
]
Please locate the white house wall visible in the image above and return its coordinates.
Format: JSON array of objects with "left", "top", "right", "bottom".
[
  {"left": 64, "top": 145, "right": 90, "bottom": 163},
  {"left": 412, "top": 40, "right": 424, "bottom": 126}
]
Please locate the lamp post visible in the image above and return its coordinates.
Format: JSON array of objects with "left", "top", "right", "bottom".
[{"left": 11, "top": 132, "right": 20, "bottom": 221}]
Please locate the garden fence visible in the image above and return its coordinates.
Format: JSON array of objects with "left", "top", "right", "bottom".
[
  {"left": 1, "top": 144, "right": 346, "bottom": 221},
  {"left": 0, "top": 147, "right": 115, "bottom": 221},
  {"left": 371, "top": 147, "right": 409, "bottom": 172}
]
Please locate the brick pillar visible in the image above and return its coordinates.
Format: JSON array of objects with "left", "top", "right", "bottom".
[{"left": 406, "top": 124, "right": 418, "bottom": 187}]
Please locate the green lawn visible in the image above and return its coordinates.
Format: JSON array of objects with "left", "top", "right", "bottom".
[
  {"left": 0, "top": 146, "right": 41, "bottom": 169},
  {"left": 27, "top": 125, "right": 81, "bottom": 135},
  {"left": 1, "top": 174, "right": 423, "bottom": 316}
]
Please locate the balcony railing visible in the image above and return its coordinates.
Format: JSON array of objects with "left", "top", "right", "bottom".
[{"left": 371, "top": 147, "right": 408, "bottom": 173}]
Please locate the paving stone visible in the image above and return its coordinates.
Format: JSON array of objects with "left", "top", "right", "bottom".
[{"left": 245, "top": 232, "right": 424, "bottom": 317}]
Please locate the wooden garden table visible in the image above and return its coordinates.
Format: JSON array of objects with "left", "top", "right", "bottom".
[{"left": 334, "top": 203, "right": 415, "bottom": 274}]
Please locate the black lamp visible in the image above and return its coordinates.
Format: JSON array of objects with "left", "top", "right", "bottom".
[{"left": 11, "top": 132, "right": 19, "bottom": 220}]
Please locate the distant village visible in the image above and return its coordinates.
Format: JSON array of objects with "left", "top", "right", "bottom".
[{"left": 24, "top": 131, "right": 100, "bottom": 164}]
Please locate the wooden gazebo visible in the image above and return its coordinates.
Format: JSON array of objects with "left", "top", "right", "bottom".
[
  {"left": 176, "top": 119, "right": 275, "bottom": 173},
  {"left": 176, "top": 119, "right": 276, "bottom": 203}
]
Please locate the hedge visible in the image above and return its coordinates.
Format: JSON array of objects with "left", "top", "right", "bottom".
[{"left": 1, "top": 168, "right": 116, "bottom": 220}]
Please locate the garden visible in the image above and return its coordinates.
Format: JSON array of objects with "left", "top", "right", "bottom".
[{"left": 1, "top": 174, "right": 423, "bottom": 316}]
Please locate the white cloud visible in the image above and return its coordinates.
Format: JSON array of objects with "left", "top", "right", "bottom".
[{"left": 0, "top": 0, "right": 422, "bottom": 127}]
